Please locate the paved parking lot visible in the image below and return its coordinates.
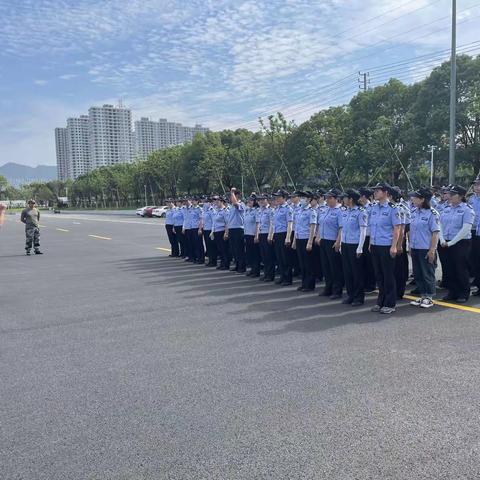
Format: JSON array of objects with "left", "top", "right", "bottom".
[{"left": 2, "top": 212, "right": 480, "bottom": 479}]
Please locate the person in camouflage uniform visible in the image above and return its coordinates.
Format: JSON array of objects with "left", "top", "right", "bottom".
[{"left": 20, "top": 200, "right": 43, "bottom": 255}]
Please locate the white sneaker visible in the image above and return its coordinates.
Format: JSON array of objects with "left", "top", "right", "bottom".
[
  {"left": 420, "top": 298, "right": 434, "bottom": 309},
  {"left": 371, "top": 305, "right": 382, "bottom": 312},
  {"left": 410, "top": 298, "right": 422, "bottom": 306},
  {"left": 380, "top": 306, "right": 396, "bottom": 314}
]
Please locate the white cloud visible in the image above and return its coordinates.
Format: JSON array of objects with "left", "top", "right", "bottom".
[
  {"left": 59, "top": 74, "right": 77, "bottom": 80},
  {"left": 2, "top": 0, "right": 480, "bottom": 166}
]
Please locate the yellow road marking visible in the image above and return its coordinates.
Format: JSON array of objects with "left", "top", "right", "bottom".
[
  {"left": 88, "top": 235, "right": 112, "bottom": 240},
  {"left": 56, "top": 228, "right": 69, "bottom": 232},
  {"left": 156, "top": 247, "right": 171, "bottom": 252},
  {"left": 404, "top": 294, "right": 480, "bottom": 314}
]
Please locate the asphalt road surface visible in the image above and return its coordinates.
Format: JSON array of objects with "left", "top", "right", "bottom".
[{"left": 2, "top": 212, "right": 480, "bottom": 480}]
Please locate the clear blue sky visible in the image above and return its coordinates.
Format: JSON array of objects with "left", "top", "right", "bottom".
[{"left": 0, "top": 0, "right": 479, "bottom": 166}]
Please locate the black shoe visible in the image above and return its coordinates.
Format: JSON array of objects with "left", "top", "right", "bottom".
[
  {"left": 473, "top": 289, "right": 480, "bottom": 296},
  {"left": 34, "top": 250, "right": 43, "bottom": 255},
  {"left": 342, "top": 298, "right": 353, "bottom": 305},
  {"left": 264, "top": 278, "right": 274, "bottom": 282},
  {"left": 216, "top": 266, "right": 223, "bottom": 270},
  {"left": 250, "top": 272, "right": 260, "bottom": 278},
  {"left": 281, "top": 282, "right": 292, "bottom": 286},
  {"left": 410, "top": 288, "right": 420, "bottom": 295},
  {"left": 297, "top": 286, "right": 304, "bottom": 291},
  {"left": 26, "top": 251, "right": 31, "bottom": 256},
  {"left": 318, "top": 289, "right": 331, "bottom": 297},
  {"left": 220, "top": 266, "right": 229, "bottom": 271},
  {"left": 408, "top": 279, "right": 416, "bottom": 286},
  {"left": 229, "top": 267, "right": 237, "bottom": 272},
  {"left": 456, "top": 298, "right": 468, "bottom": 303},
  {"left": 259, "top": 276, "right": 266, "bottom": 281},
  {"left": 236, "top": 270, "right": 246, "bottom": 274},
  {"left": 301, "top": 288, "right": 315, "bottom": 292},
  {"left": 275, "top": 279, "right": 283, "bottom": 285},
  {"left": 365, "top": 287, "right": 376, "bottom": 294},
  {"left": 246, "top": 271, "right": 253, "bottom": 276},
  {"left": 329, "top": 294, "right": 341, "bottom": 300},
  {"left": 442, "top": 294, "right": 456, "bottom": 301},
  {"left": 351, "top": 301, "right": 364, "bottom": 307}
]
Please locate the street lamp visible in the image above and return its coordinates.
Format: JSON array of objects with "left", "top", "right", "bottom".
[
  {"left": 428, "top": 145, "right": 436, "bottom": 187},
  {"left": 448, "top": 0, "right": 456, "bottom": 184}
]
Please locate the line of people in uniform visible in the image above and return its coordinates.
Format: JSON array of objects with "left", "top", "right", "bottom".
[{"left": 163, "top": 180, "right": 479, "bottom": 314}]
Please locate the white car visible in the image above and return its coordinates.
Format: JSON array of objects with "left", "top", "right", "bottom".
[
  {"left": 136, "top": 206, "right": 155, "bottom": 217},
  {"left": 152, "top": 206, "right": 168, "bottom": 218}
]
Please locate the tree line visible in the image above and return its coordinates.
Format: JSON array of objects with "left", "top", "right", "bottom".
[{"left": 2, "top": 55, "right": 480, "bottom": 208}]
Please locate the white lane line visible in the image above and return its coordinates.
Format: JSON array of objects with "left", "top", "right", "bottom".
[
  {"left": 156, "top": 247, "right": 171, "bottom": 252},
  {"left": 56, "top": 228, "right": 69, "bottom": 232},
  {"left": 43, "top": 214, "right": 160, "bottom": 226},
  {"left": 89, "top": 235, "right": 112, "bottom": 241},
  {"left": 73, "top": 222, "right": 81, "bottom": 225}
]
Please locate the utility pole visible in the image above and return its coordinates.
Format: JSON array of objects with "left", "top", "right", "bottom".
[
  {"left": 448, "top": 0, "right": 457, "bottom": 184},
  {"left": 429, "top": 145, "right": 436, "bottom": 187},
  {"left": 358, "top": 72, "right": 369, "bottom": 92},
  {"left": 144, "top": 184, "right": 147, "bottom": 206}
]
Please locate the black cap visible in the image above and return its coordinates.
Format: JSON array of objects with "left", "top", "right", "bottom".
[
  {"left": 441, "top": 184, "right": 452, "bottom": 192},
  {"left": 272, "top": 189, "right": 289, "bottom": 198},
  {"left": 345, "top": 188, "right": 360, "bottom": 202},
  {"left": 372, "top": 181, "right": 392, "bottom": 192},
  {"left": 316, "top": 188, "right": 326, "bottom": 196},
  {"left": 410, "top": 187, "right": 433, "bottom": 199},
  {"left": 248, "top": 193, "right": 258, "bottom": 201},
  {"left": 449, "top": 185, "right": 467, "bottom": 196},
  {"left": 325, "top": 188, "right": 342, "bottom": 198},
  {"left": 291, "top": 190, "right": 303, "bottom": 197},
  {"left": 358, "top": 187, "right": 373, "bottom": 197}
]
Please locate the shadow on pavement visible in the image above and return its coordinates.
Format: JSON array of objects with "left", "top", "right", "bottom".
[{"left": 115, "top": 256, "right": 480, "bottom": 335}]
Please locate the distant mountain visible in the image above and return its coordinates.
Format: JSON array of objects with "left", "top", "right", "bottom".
[{"left": 0, "top": 162, "right": 57, "bottom": 187}]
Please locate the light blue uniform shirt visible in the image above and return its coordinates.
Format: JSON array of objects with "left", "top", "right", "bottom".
[
  {"left": 435, "top": 201, "right": 449, "bottom": 214},
  {"left": 440, "top": 202, "right": 475, "bottom": 240},
  {"left": 273, "top": 203, "right": 293, "bottom": 233},
  {"left": 291, "top": 203, "right": 302, "bottom": 231},
  {"left": 182, "top": 206, "right": 192, "bottom": 229},
  {"left": 363, "top": 201, "right": 373, "bottom": 236},
  {"left": 410, "top": 207, "right": 440, "bottom": 249},
  {"left": 369, "top": 201, "right": 402, "bottom": 246},
  {"left": 172, "top": 207, "right": 185, "bottom": 227},
  {"left": 244, "top": 206, "right": 258, "bottom": 236},
  {"left": 295, "top": 205, "right": 317, "bottom": 239},
  {"left": 212, "top": 207, "right": 228, "bottom": 232},
  {"left": 227, "top": 201, "right": 245, "bottom": 229},
  {"left": 341, "top": 206, "right": 368, "bottom": 244},
  {"left": 202, "top": 204, "right": 214, "bottom": 231},
  {"left": 257, "top": 206, "right": 273, "bottom": 234},
  {"left": 468, "top": 195, "right": 480, "bottom": 231},
  {"left": 189, "top": 205, "right": 202, "bottom": 229},
  {"left": 318, "top": 206, "right": 342, "bottom": 241},
  {"left": 165, "top": 208, "right": 174, "bottom": 225}
]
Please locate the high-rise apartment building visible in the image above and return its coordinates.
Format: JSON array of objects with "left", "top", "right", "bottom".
[
  {"left": 89, "top": 105, "right": 133, "bottom": 169},
  {"left": 66, "top": 115, "right": 90, "bottom": 179},
  {"left": 55, "top": 105, "right": 207, "bottom": 179},
  {"left": 54, "top": 127, "right": 68, "bottom": 181},
  {"left": 134, "top": 117, "right": 209, "bottom": 159}
]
